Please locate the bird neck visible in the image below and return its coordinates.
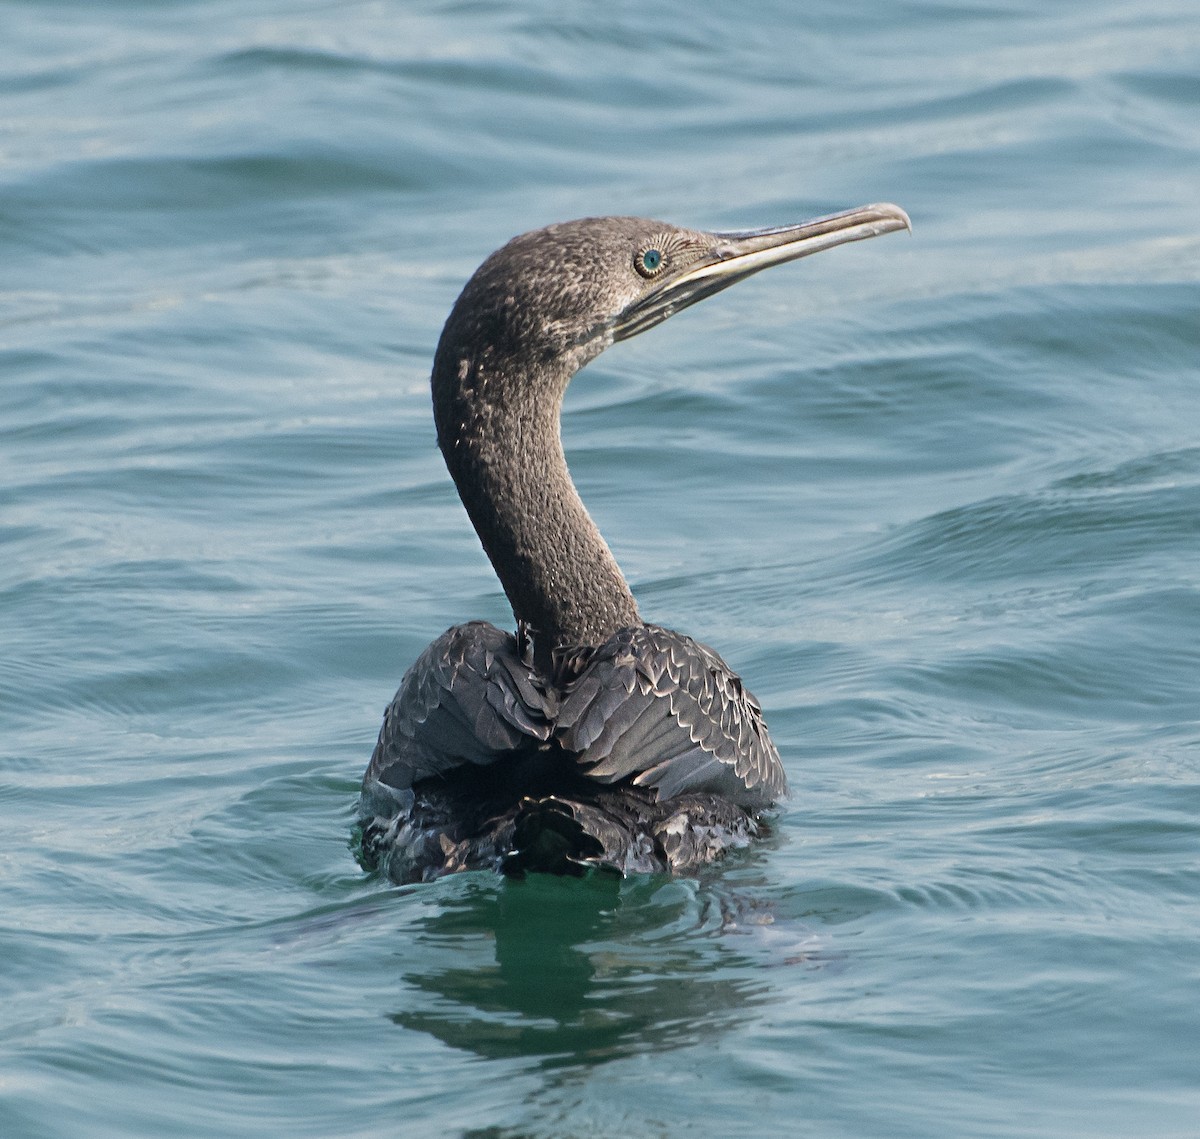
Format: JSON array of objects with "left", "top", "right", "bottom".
[{"left": 432, "top": 351, "right": 641, "bottom": 673}]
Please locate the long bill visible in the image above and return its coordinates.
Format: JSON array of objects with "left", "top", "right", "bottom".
[{"left": 612, "top": 202, "right": 911, "bottom": 342}]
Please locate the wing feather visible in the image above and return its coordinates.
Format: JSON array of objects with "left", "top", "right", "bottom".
[
  {"left": 362, "top": 622, "right": 554, "bottom": 802},
  {"left": 556, "top": 624, "right": 786, "bottom": 808},
  {"left": 363, "top": 620, "right": 785, "bottom": 822}
]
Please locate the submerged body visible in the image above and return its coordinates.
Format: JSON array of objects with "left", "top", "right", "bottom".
[{"left": 358, "top": 204, "right": 909, "bottom": 882}]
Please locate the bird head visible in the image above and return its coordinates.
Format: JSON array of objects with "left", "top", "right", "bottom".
[{"left": 433, "top": 203, "right": 911, "bottom": 396}]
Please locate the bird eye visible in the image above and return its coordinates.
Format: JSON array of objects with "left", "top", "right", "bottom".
[{"left": 635, "top": 248, "right": 664, "bottom": 278}]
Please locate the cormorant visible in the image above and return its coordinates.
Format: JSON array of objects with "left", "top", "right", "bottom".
[{"left": 357, "top": 202, "right": 910, "bottom": 883}]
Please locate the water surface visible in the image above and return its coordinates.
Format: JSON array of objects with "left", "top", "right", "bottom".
[{"left": 3, "top": 2, "right": 1199, "bottom": 1136}]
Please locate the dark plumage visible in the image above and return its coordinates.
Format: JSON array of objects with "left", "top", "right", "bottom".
[{"left": 358, "top": 203, "right": 910, "bottom": 883}]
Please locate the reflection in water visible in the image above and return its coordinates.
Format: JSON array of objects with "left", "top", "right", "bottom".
[{"left": 389, "top": 871, "right": 780, "bottom": 1068}]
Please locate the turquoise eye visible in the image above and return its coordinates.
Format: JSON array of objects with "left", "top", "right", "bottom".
[{"left": 636, "top": 248, "right": 664, "bottom": 277}]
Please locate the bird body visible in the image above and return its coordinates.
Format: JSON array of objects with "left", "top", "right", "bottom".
[{"left": 358, "top": 204, "right": 909, "bottom": 882}]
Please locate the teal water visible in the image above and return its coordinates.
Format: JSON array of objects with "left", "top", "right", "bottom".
[{"left": 3, "top": 1, "right": 1199, "bottom": 1135}]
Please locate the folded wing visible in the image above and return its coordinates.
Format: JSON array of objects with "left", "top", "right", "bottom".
[
  {"left": 363, "top": 621, "right": 554, "bottom": 800},
  {"left": 555, "top": 624, "right": 786, "bottom": 808}
]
